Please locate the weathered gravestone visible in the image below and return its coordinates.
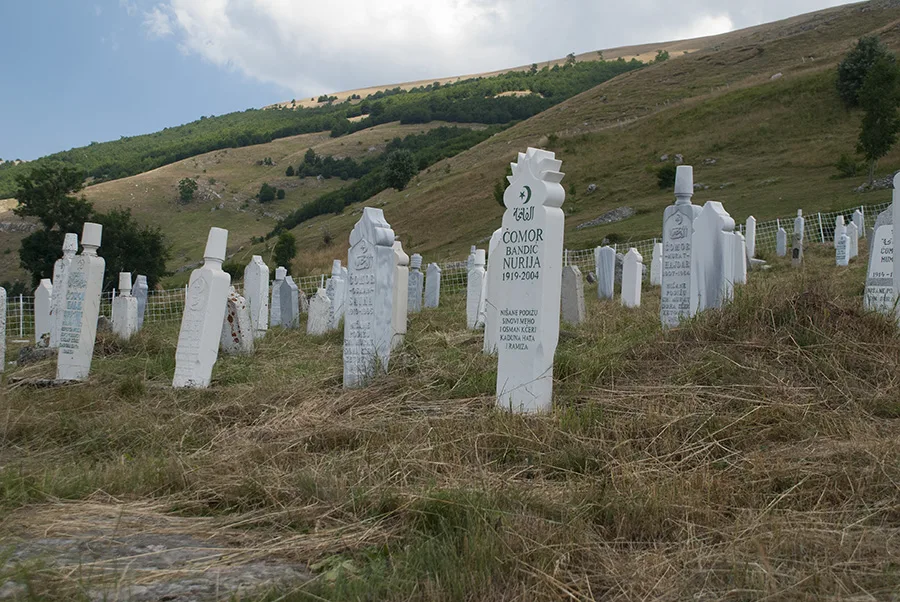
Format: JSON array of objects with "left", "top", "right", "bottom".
[
  {"left": 791, "top": 233, "right": 804, "bottom": 268},
  {"left": 776, "top": 227, "right": 788, "bottom": 257},
  {"left": 34, "top": 279, "right": 53, "bottom": 344},
  {"left": 243, "top": 255, "right": 269, "bottom": 339},
  {"left": 299, "top": 288, "right": 309, "bottom": 314},
  {"left": 649, "top": 242, "right": 662, "bottom": 286},
  {"left": 483, "top": 228, "right": 503, "bottom": 354},
  {"left": 173, "top": 228, "right": 231, "bottom": 388},
  {"left": 594, "top": 246, "right": 615, "bottom": 300},
  {"left": 307, "top": 288, "right": 331, "bottom": 336},
  {"left": 407, "top": 254, "right": 424, "bottom": 314},
  {"left": 495, "top": 148, "right": 565, "bottom": 414},
  {"left": 328, "top": 260, "right": 348, "bottom": 330},
  {"left": 0, "top": 287, "right": 5, "bottom": 372},
  {"left": 281, "top": 276, "right": 300, "bottom": 328},
  {"left": 853, "top": 209, "right": 864, "bottom": 239},
  {"left": 134, "top": 275, "right": 149, "bottom": 331},
  {"left": 424, "top": 263, "right": 441, "bottom": 308},
  {"left": 270, "top": 267, "right": 287, "bottom": 327},
  {"left": 733, "top": 232, "right": 748, "bottom": 285},
  {"left": 466, "top": 249, "right": 486, "bottom": 330},
  {"left": 834, "top": 216, "right": 846, "bottom": 248},
  {"left": 111, "top": 272, "right": 138, "bottom": 340},
  {"left": 661, "top": 166, "right": 700, "bottom": 327},
  {"left": 865, "top": 208, "right": 893, "bottom": 314},
  {"left": 690, "top": 202, "right": 735, "bottom": 316},
  {"left": 847, "top": 222, "right": 859, "bottom": 259},
  {"left": 745, "top": 215, "right": 757, "bottom": 260},
  {"left": 219, "top": 287, "right": 253, "bottom": 355},
  {"left": 836, "top": 233, "right": 850, "bottom": 266},
  {"left": 57, "top": 223, "right": 106, "bottom": 382},
  {"left": 343, "top": 208, "right": 395, "bottom": 388},
  {"left": 621, "top": 249, "right": 643, "bottom": 308},
  {"left": 50, "top": 233, "right": 78, "bottom": 348},
  {"left": 392, "top": 240, "right": 409, "bottom": 349},
  {"left": 561, "top": 265, "right": 586, "bottom": 324},
  {"left": 794, "top": 210, "right": 805, "bottom": 244}
]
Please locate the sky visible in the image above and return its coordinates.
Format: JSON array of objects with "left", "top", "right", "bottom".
[{"left": 0, "top": 0, "right": 852, "bottom": 162}]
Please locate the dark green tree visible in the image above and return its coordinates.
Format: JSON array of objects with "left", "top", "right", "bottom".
[
  {"left": 654, "top": 50, "right": 670, "bottom": 63},
  {"left": 178, "top": 177, "right": 198, "bottom": 202},
  {"left": 304, "top": 148, "right": 317, "bottom": 164},
  {"left": 95, "top": 208, "right": 170, "bottom": 290},
  {"left": 13, "top": 163, "right": 92, "bottom": 230},
  {"left": 384, "top": 149, "right": 417, "bottom": 190},
  {"left": 657, "top": 163, "right": 677, "bottom": 189},
  {"left": 285, "top": 165, "right": 295, "bottom": 177},
  {"left": 565, "top": 53, "right": 577, "bottom": 67},
  {"left": 857, "top": 55, "right": 900, "bottom": 185},
  {"left": 258, "top": 182, "right": 277, "bottom": 202},
  {"left": 272, "top": 232, "right": 296, "bottom": 272},
  {"left": 277, "top": 188, "right": 286, "bottom": 200},
  {"left": 837, "top": 36, "right": 895, "bottom": 108}
]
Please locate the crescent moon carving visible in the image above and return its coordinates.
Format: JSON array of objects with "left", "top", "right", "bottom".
[{"left": 523, "top": 185, "right": 532, "bottom": 205}]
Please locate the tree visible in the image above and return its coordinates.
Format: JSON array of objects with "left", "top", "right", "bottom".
[
  {"left": 654, "top": 50, "right": 670, "bottom": 63},
  {"left": 178, "top": 177, "right": 198, "bottom": 202},
  {"left": 657, "top": 163, "right": 677, "bottom": 189},
  {"left": 857, "top": 55, "right": 900, "bottom": 185},
  {"left": 384, "top": 150, "right": 417, "bottom": 191},
  {"left": 277, "top": 188, "right": 286, "bottom": 200},
  {"left": 565, "top": 53, "right": 577, "bottom": 67},
  {"left": 304, "top": 148, "right": 317, "bottom": 165},
  {"left": 13, "top": 163, "right": 91, "bottom": 231},
  {"left": 837, "top": 36, "right": 895, "bottom": 108},
  {"left": 285, "top": 165, "right": 295, "bottom": 177},
  {"left": 272, "top": 232, "right": 296, "bottom": 272},
  {"left": 258, "top": 183, "right": 277, "bottom": 203},
  {"left": 95, "top": 208, "right": 170, "bottom": 290}
]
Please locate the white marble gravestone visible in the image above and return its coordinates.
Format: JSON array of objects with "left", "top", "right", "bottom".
[
  {"left": 649, "top": 242, "right": 662, "bottom": 286},
  {"left": 307, "top": 288, "right": 331, "bottom": 336},
  {"left": 621, "top": 248, "right": 643, "bottom": 308},
  {"left": 391, "top": 240, "right": 409, "bottom": 349},
  {"left": 495, "top": 147, "right": 565, "bottom": 414},
  {"left": 690, "top": 202, "right": 735, "bottom": 316},
  {"left": 791, "top": 233, "right": 804, "bottom": 268},
  {"left": 776, "top": 227, "right": 788, "bottom": 257},
  {"left": 424, "top": 263, "right": 441, "bottom": 308},
  {"left": 594, "top": 246, "right": 615, "bottom": 300},
  {"left": 661, "top": 166, "right": 700, "bottom": 327},
  {"left": 733, "top": 232, "right": 748, "bottom": 285},
  {"left": 0, "top": 287, "right": 5, "bottom": 373},
  {"left": 281, "top": 275, "right": 300, "bottom": 328},
  {"left": 57, "top": 222, "right": 106, "bottom": 381},
  {"left": 220, "top": 286, "right": 254, "bottom": 355},
  {"left": 483, "top": 228, "right": 503, "bottom": 354},
  {"left": 865, "top": 208, "right": 893, "bottom": 314},
  {"left": 853, "top": 209, "right": 864, "bottom": 238},
  {"left": 270, "top": 267, "right": 287, "bottom": 327},
  {"left": 561, "top": 265, "right": 586, "bottom": 324},
  {"left": 34, "top": 279, "right": 53, "bottom": 344},
  {"left": 794, "top": 210, "right": 805, "bottom": 244},
  {"left": 329, "top": 260, "right": 348, "bottom": 330},
  {"left": 834, "top": 216, "right": 846, "bottom": 248},
  {"left": 134, "top": 275, "right": 149, "bottom": 331},
  {"left": 343, "top": 208, "right": 395, "bottom": 388},
  {"left": 111, "top": 272, "right": 138, "bottom": 340},
  {"left": 847, "top": 222, "right": 859, "bottom": 259},
  {"left": 836, "top": 233, "right": 850, "bottom": 266},
  {"left": 243, "top": 255, "right": 270, "bottom": 339},
  {"left": 49, "top": 233, "right": 78, "bottom": 348},
  {"left": 745, "top": 215, "right": 757, "bottom": 260},
  {"left": 466, "top": 249, "right": 486, "bottom": 330},
  {"left": 172, "top": 227, "right": 231, "bottom": 389},
  {"left": 407, "top": 253, "right": 424, "bottom": 314}
]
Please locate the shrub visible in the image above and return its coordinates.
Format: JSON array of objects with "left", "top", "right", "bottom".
[
  {"left": 834, "top": 153, "right": 862, "bottom": 178},
  {"left": 285, "top": 165, "right": 295, "bottom": 177},
  {"left": 277, "top": 188, "right": 286, "bottom": 200},
  {"left": 178, "top": 177, "right": 197, "bottom": 203},
  {"left": 258, "top": 183, "right": 277, "bottom": 203},
  {"left": 656, "top": 163, "right": 677, "bottom": 189}
]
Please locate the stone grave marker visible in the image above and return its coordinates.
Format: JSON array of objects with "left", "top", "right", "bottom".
[
  {"left": 834, "top": 215, "right": 846, "bottom": 248},
  {"left": 483, "top": 228, "right": 503, "bottom": 354},
  {"left": 649, "top": 242, "right": 662, "bottom": 286},
  {"left": 853, "top": 209, "right": 864, "bottom": 238},
  {"left": 733, "top": 232, "right": 748, "bottom": 285},
  {"left": 34, "top": 279, "right": 53, "bottom": 344},
  {"left": 561, "top": 265, "right": 586, "bottom": 324},
  {"left": 219, "top": 287, "right": 253, "bottom": 355},
  {"left": 621, "top": 248, "right": 643, "bottom": 308},
  {"left": 307, "top": 288, "right": 331, "bottom": 336},
  {"left": 49, "top": 233, "right": 78, "bottom": 348},
  {"left": 791, "top": 233, "right": 804, "bottom": 268},
  {"left": 281, "top": 275, "right": 300, "bottom": 328},
  {"left": 425, "top": 263, "right": 441, "bottom": 308},
  {"left": 690, "top": 202, "right": 735, "bottom": 316},
  {"left": 111, "top": 272, "right": 138, "bottom": 340},
  {"left": 865, "top": 208, "right": 893, "bottom": 314},
  {"left": 776, "top": 227, "right": 788, "bottom": 257},
  {"left": 794, "top": 210, "right": 805, "bottom": 243},
  {"left": 134, "top": 275, "right": 149, "bottom": 331},
  {"left": 173, "top": 227, "right": 231, "bottom": 388},
  {"left": 391, "top": 240, "right": 409, "bottom": 349},
  {"left": 243, "top": 255, "right": 269, "bottom": 339},
  {"left": 343, "top": 208, "right": 395, "bottom": 388},
  {"left": 270, "top": 267, "right": 287, "bottom": 327},
  {"left": 594, "top": 246, "right": 615, "bottom": 300},
  {"left": 847, "top": 222, "right": 859, "bottom": 259},
  {"left": 328, "top": 260, "right": 348, "bottom": 330},
  {"left": 407, "top": 254, "right": 424, "bottom": 314},
  {"left": 836, "top": 233, "right": 850, "bottom": 266},
  {"left": 466, "top": 249, "right": 486, "bottom": 330},
  {"left": 495, "top": 147, "right": 565, "bottom": 414},
  {"left": 57, "top": 223, "right": 106, "bottom": 382},
  {"left": 661, "top": 166, "right": 700, "bottom": 327},
  {"left": 745, "top": 215, "right": 757, "bottom": 260}
]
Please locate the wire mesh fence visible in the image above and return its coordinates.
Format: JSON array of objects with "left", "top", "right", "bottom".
[{"left": 3, "top": 200, "right": 892, "bottom": 340}]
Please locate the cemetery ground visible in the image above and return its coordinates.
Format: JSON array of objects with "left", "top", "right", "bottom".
[{"left": 2, "top": 244, "right": 900, "bottom": 600}]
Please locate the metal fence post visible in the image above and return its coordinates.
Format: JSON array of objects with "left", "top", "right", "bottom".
[{"left": 18, "top": 294, "right": 23, "bottom": 337}]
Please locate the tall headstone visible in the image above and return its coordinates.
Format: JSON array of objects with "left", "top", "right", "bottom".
[
  {"left": 49, "top": 233, "right": 78, "bottom": 348},
  {"left": 391, "top": 240, "right": 409, "bottom": 349},
  {"left": 865, "top": 208, "right": 894, "bottom": 314},
  {"left": 0, "top": 287, "right": 5, "bottom": 373},
  {"left": 791, "top": 233, "right": 804, "bottom": 268},
  {"left": 111, "top": 272, "right": 138, "bottom": 340},
  {"left": 745, "top": 215, "right": 757, "bottom": 260},
  {"left": 836, "top": 233, "right": 850, "bottom": 266},
  {"left": 57, "top": 223, "right": 106, "bottom": 381},
  {"left": 270, "top": 267, "right": 287, "bottom": 327},
  {"left": 243, "top": 255, "right": 270, "bottom": 339},
  {"left": 733, "top": 232, "right": 748, "bottom": 285},
  {"left": 407, "top": 254, "right": 424, "bottom": 314},
  {"left": 219, "top": 287, "right": 254, "bottom": 355},
  {"left": 134, "top": 275, "right": 149, "bottom": 331},
  {"left": 34, "top": 279, "right": 53, "bottom": 344},
  {"left": 834, "top": 216, "right": 846, "bottom": 248},
  {"left": 661, "top": 166, "right": 700, "bottom": 327},
  {"left": 621, "top": 248, "right": 643, "bottom": 308},
  {"left": 466, "top": 249, "right": 486, "bottom": 330},
  {"left": 424, "top": 263, "right": 441, "bottom": 308},
  {"left": 483, "top": 228, "right": 503, "bottom": 354},
  {"left": 690, "top": 202, "right": 735, "bottom": 316},
  {"left": 343, "top": 208, "right": 395, "bottom": 388},
  {"left": 328, "top": 260, "right": 348, "bottom": 330},
  {"left": 776, "top": 227, "right": 788, "bottom": 257},
  {"left": 649, "top": 242, "right": 662, "bottom": 286},
  {"left": 281, "top": 275, "right": 300, "bottom": 328},
  {"left": 495, "top": 147, "right": 565, "bottom": 414},
  {"left": 847, "top": 222, "right": 859, "bottom": 259},
  {"left": 853, "top": 209, "right": 864, "bottom": 238},
  {"left": 560, "top": 265, "right": 586, "bottom": 324},
  {"left": 173, "top": 227, "right": 231, "bottom": 388},
  {"left": 307, "top": 288, "right": 331, "bottom": 336},
  {"left": 594, "top": 246, "right": 615, "bottom": 300},
  {"left": 794, "top": 210, "right": 805, "bottom": 244}
]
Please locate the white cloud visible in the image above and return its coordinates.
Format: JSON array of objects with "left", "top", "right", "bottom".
[
  {"left": 143, "top": 5, "right": 174, "bottom": 38},
  {"left": 671, "top": 14, "right": 734, "bottom": 41},
  {"left": 119, "top": 0, "right": 137, "bottom": 17}
]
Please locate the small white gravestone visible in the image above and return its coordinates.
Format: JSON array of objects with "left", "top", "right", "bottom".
[
  {"left": 794, "top": 210, "right": 805, "bottom": 244},
  {"left": 483, "top": 228, "right": 503, "bottom": 354},
  {"left": 561, "top": 265, "right": 586, "bottom": 324},
  {"left": 865, "top": 208, "right": 893, "bottom": 313},
  {"left": 243, "top": 255, "right": 270, "bottom": 339},
  {"left": 836, "top": 233, "right": 850, "bottom": 266},
  {"left": 776, "top": 227, "right": 788, "bottom": 257},
  {"left": 49, "top": 233, "right": 78, "bottom": 348},
  {"left": 690, "top": 202, "right": 735, "bottom": 316},
  {"left": 134, "top": 275, "right": 149, "bottom": 331},
  {"left": 847, "top": 222, "right": 859, "bottom": 259},
  {"left": 219, "top": 286, "right": 254, "bottom": 355},
  {"left": 661, "top": 165, "right": 700, "bottom": 327},
  {"left": 495, "top": 147, "right": 565, "bottom": 414},
  {"left": 281, "top": 275, "right": 300, "bottom": 328},
  {"left": 466, "top": 249, "right": 486, "bottom": 330},
  {"left": 307, "top": 288, "right": 331, "bottom": 336},
  {"left": 407, "top": 253, "right": 424, "bottom": 314},
  {"left": 621, "top": 248, "right": 643, "bottom": 308},
  {"left": 745, "top": 215, "right": 757, "bottom": 260},
  {"left": 853, "top": 209, "right": 864, "bottom": 238},
  {"left": 391, "top": 240, "right": 409, "bottom": 349},
  {"left": 270, "top": 267, "right": 287, "bottom": 327},
  {"left": 733, "top": 232, "right": 748, "bottom": 285},
  {"left": 594, "top": 246, "right": 616, "bottom": 300},
  {"left": 649, "top": 242, "right": 662, "bottom": 286},
  {"left": 34, "top": 279, "right": 53, "bottom": 344},
  {"left": 111, "top": 272, "right": 138, "bottom": 340},
  {"left": 424, "top": 263, "right": 441, "bottom": 308},
  {"left": 173, "top": 227, "right": 231, "bottom": 389},
  {"left": 0, "top": 287, "right": 5, "bottom": 372},
  {"left": 893, "top": 174, "right": 900, "bottom": 322},
  {"left": 329, "top": 260, "right": 348, "bottom": 330},
  {"left": 57, "top": 222, "right": 106, "bottom": 381},
  {"left": 343, "top": 207, "right": 395, "bottom": 388},
  {"left": 834, "top": 216, "right": 846, "bottom": 248},
  {"left": 791, "top": 233, "right": 804, "bottom": 267},
  {"left": 467, "top": 245, "right": 476, "bottom": 272}
]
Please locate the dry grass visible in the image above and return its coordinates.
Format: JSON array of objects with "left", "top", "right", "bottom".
[{"left": 1, "top": 244, "right": 899, "bottom": 600}]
